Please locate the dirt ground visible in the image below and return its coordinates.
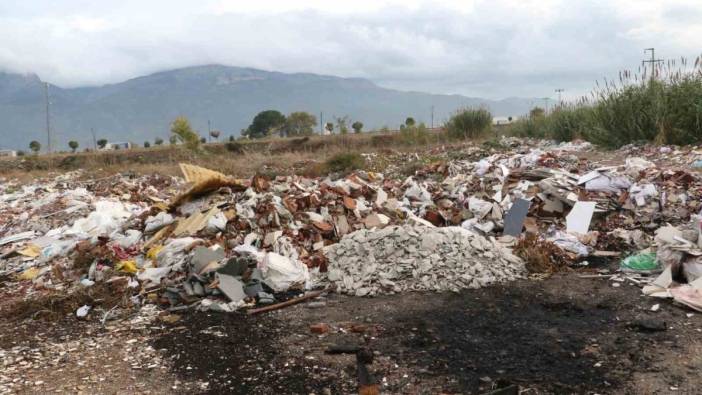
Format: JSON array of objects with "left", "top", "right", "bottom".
[{"left": 3, "top": 270, "right": 700, "bottom": 395}]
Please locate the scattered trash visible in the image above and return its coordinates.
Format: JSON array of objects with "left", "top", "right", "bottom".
[
  {"left": 566, "top": 201, "right": 596, "bottom": 235},
  {"left": 76, "top": 305, "right": 91, "bottom": 319},
  {"left": 310, "top": 323, "right": 330, "bottom": 334},
  {"left": 631, "top": 318, "right": 667, "bottom": 332},
  {"left": 2, "top": 138, "right": 702, "bottom": 325},
  {"left": 620, "top": 253, "right": 659, "bottom": 273},
  {"left": 503, "top": 198, "right": 530, "bottom": 236}
]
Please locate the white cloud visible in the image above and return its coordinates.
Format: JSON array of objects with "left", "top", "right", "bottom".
[{"left": 0, "top": 0, "right": 699, "bottom": 99}]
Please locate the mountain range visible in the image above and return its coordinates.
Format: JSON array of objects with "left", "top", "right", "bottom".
[{"left": 0, "top": 65, "right": 536, "bottom": 151}]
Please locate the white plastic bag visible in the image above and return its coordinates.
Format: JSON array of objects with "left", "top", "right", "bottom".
[{"left": 260, "top": 252, "right": 309, "bottom": 292}]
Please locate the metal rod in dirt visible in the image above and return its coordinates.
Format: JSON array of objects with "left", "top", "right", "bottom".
[{"left": 246, "top": 287, "right": 330, "bottom": 315}]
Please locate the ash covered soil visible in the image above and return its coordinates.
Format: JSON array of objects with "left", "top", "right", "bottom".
[{"left": 151, "top": 272, "right": 702, "bottom": 394}]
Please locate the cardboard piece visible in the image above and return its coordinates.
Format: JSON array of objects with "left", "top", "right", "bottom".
[
  {"left": 503, "top": 198, "right": 531, "bottom": 236},
  {"left": 170, "top": 163, "right": 246, "bottom": 208},
  {"left": 172, "top": 207, "right": 220, "bottom": 237},
  {"left": 566, "top": 201, "right": 596, "bottom": 234}
]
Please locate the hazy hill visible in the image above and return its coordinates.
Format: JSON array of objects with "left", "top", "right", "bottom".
[{"left": 0, "top": 65, "right": 536, "bottom": 150}]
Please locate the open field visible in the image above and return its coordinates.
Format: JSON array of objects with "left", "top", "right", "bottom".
[{"left": 0, "top": 129, "right": 469, "bottom": 180}]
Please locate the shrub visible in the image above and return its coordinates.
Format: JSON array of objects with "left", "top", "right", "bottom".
[
  {"left": 501, "top": 57, "right": 702, "bottom": 148},
  {"left": 226, "top": 141, "right": 243, "bottom": 153},
  {"left": 324, "top": 152, "right": 365, "bottom": 174},
  {"left": 445, "top": 108, "right": 492, "bottom": 139},
  {"left": 508, "top": 117, "right": 547, "bottom": 139},
  {"left": 547, "top": 106, "right": 595, "bottom": 142},
  {"left": 400, "top": 123, "right": 431, "bottom": 145}
]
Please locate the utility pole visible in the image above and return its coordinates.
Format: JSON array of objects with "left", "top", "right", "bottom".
[
  {"left": 430, "top": 105, "right": 434, "bottom": 129},
  {"left": 44, "top": 82, "right": 51, "bottom": 154},
  {"left": 555, "top": 89, "right": 564, "bottom": 106},
  {"left": 542, "top": 97, "right": 550, "bottom": 113},
  {"left": 320, "top": 112, "right": 323, "bottom": 134},
  {"left": 642, "top": 48, "right": 663, "bottom": 84},
  {"left": 207, "top": 119, "right": 211, "bottom": 142},
  {"left": 91, "top": 127, "right": 97, "bottom": 150}
]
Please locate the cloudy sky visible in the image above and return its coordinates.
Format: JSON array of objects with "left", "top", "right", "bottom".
[{"left": 0, "top": 0, "right": 700, "bottom": 99}]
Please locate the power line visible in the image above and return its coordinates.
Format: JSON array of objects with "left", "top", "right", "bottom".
[
  {"left": 44, "top": 82, "right": 51, "bottom": 154},
  {"left": 555, "top": 88, "right": 564, "bottom": 105},
  {"left": 642, "top": 48, "right": 663, "bottom": 83}
]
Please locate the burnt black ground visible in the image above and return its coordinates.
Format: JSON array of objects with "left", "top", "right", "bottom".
[
  {"left": 152, "top": 274, "right": 697, "bottom": 394},
  {"left": 152, "top": 312, "right": 340, "bottom": 395},
  {"left": 386, "top": 285, "right": 663, "bottom": 394}
]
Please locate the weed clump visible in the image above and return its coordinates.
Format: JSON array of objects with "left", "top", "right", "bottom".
[
  {"left": 509, "top": 57, "right": 702, "bottom": 147},
  {"left": 446, "top": 108, "right": 493, "bottom": 139},
  {"left": 400, "top": 123, "right": 431, "bottom": 145},
  {"left": 324, "top": 152, "right": 366, "bottom": 174}
]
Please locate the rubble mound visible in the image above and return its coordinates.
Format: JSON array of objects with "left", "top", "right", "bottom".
[{"left": 325, "top": 225, "right": 525, "bottom": 295}]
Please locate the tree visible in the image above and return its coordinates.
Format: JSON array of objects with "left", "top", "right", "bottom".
[
  {"left": 169, "top": 135, "right": 177, "bottom": 145},
  {"left": 352, "top": 121, "right": 363, "bottom": 134},
  {"left": 283, "top": 112, "right": 316, "bottom": 137},
  {"left": 170, "top": 116, "right": 200, "bottom": 150},
  {"left": 29, "top": 140, "right": 41, "bottom": 154},
  {"left": 508, "top": 116, "right": 513, "bottom": 122},
  {"left": 335, "top": 116, "right": 350, "bottom": 134},
  {"left": 97, "top": 139, "right": 108, "bottom": 149},
  {"left": 405, "top": 117, "right": 416, "bottom": 127},
  {"left": 154, "top": 137, "right": 164, "bottom": 146},
  {"left": 16, "top": 150, "right": 25, "bottom": 156},
  {"left": 68, "top": 140, "right": 79, "bottom": 153},
  {"left": 210, "top": 130, "right": 221, "bottom": 141},
  {"left": 144, "top": 141, "right": 151, "bottom": 148},
  {"left": 229, "top": 135, "right": 235, "bottom": 142},
  {"left": 200, "top": 137, "right": 206, "bottom": 144},
  {"left": 245, "top": 110, "right": 286, "bottom": 138},
  {"left": 325, "top": 122, "right": 334, "bottom": 134}
]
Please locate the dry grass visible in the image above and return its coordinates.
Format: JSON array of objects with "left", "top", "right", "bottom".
[
  {"left": 2, "top": 130, "right": 458, "bottom": 180},
  {"left": 513, "top": 234, "right": 573, "bottom": 274},
  {"left": 0, "top": 282, "right": 130, "bottom": 321}
]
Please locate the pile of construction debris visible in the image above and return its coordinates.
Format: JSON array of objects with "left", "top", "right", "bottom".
[
  {"left": 325, "top": 225, "right": 525, "bottom": 296},
  {"left": 2, "top": 138, "right": 702, "bottom": 319}
]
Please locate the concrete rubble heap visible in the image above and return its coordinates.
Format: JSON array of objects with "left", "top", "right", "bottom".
[{"left": 325, "top": 225, "right": 525, "bottom": 296}]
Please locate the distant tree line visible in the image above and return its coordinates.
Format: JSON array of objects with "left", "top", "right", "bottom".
[{"left": 23, "top": 110, "right": 371, "bottom": 155}]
